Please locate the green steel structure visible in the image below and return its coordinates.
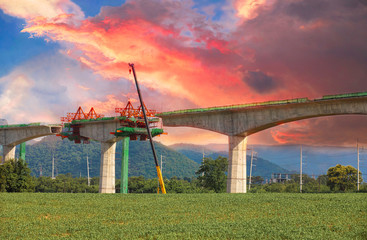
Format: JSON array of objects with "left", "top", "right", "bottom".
[
  {"left": 121, "top": 137, "right": 129, "bottom": 194},
  {"left": 158, "top": 98, "right": 309, "bottom": 116},
  {"left": 19, "top": 142, "right": 26, "bottom": 161},
  {"left": 111, "top": 127, "right": 164, "bottom": 138},
  {"left": 0, "top": 122, "right": 41, "bottom": 129},
  {"left": 321, "top": 91, "right": 367, "bottom": 100}
]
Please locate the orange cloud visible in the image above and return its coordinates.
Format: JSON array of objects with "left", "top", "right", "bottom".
[
  {"left": 83, "top": 94, "right": 124, "bottom": 116},
  {"left": 234, "top": 0, "right": 269, "bottom": 20},
  {"left": 299, "top": 20, "right": 329, "bottom": 31},
  {"left": 19, "top": 2, "right": 255, "bottom": 108},
  {"left": 157, "top": 127, "right": 228, "bottom": 146}
]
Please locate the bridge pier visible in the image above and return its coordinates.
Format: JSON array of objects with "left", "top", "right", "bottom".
[
  {"left": 99, "top": 142, "right": 116, "bottom": 193},
  {"left": 227, "top": 136, "right": 247, "bottom": 193},
  {"left": 2, "top": 145, "right": 16, "bottom": 163}
]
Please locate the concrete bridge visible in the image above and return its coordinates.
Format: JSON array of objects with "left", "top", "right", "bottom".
[
  {"left": 157, "top": 93, "right": 367, "bottom": 193},
  {"left": 0, "top": 116, "right": 160, "bottom": 194},
  {"left": 60, "top": 116, "right": 162, "bottom": 193},
  {"left": 0, "top": 123, "right": 62, "bottom": 162},
  {"left": 70, "top": 118, "right": 126, "bottom": 193}
]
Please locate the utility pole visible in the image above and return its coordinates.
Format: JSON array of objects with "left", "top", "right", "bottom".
[
  {"left": 161, "top": 154, "right": 163, "bottom": 174},
  {"left": 249, "top": 149, "right": 254, "bottom": 190},
  {"left": 357, "top": 141, "right": 360, "bottom": 191},
  {"left": 52, "top": 153, "right": 55, "bottom": 179},
  {"left": 300, "top": 145, "right": 303, "bottom": 193},
  {"left": 87, "top": 152, "right": 90, "bottom": 187},
  {"left": 202, "top": 148, "right": 205, "bottom": 164},
  {"left": 201, "top": 149, "right": 205, "bottom": 176}
]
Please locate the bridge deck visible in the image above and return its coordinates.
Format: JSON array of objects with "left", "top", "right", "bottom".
[{"left": 158, "top": 92, "right": 367, "bottom": 116}]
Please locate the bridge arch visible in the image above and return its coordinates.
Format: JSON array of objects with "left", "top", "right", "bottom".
[
  {"left": 0, "top": 125, "right": 62, "bottom": 162},
  {"left": 159, "top": 95, "right": 367, "bottom": 193},
  {"left": 159, "top": 97, "right": 367, "bottom": 137}
]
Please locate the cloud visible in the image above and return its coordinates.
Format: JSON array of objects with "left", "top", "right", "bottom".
[
  {"left": 242, "top": 70, "right": 279, "bottom": 93},
  {"left": 12, "top": 0, "right": 258, "bottom": 108},
  {"left": 266, "top": 116, "right": 367, "bottom": 147},
  {"left": 0, "top": 74, "right": 33, "bottom": 120},
  {"left": 235, "top": 0, "right": 269, "bottom": 20},
  {"left": 0, "top": 50, "right": 197, "bottom": 127},
  {"left": 285, "top": 0, "right": 329, "bottom": 22},
  {"left": 1, "top": 0, "right": 367, "bottom": 146},
  {"left": 157, "top": 127, "right": 228, "bottom": 146},
  {"left": 0, "top": 52, "right": 125, "bottom": 123},
  {"left": 0, "top": 0, "right": 84, "bottom": 20}
]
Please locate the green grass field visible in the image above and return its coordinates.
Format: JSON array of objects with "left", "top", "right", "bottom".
[{"left": 1, "top": 193, "right": 366, "bottom": 239}]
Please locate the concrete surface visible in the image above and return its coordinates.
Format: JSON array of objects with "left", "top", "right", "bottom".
[{"left": 159, "top": 96, "right": 367, "bottom": 193}]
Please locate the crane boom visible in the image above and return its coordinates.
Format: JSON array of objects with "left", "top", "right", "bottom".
[{"left": 129, "top": 63, "right": 166, "bottom": 194}]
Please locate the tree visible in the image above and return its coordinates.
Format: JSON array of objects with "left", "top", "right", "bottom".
[
  {"left": 0, "top": 159, "right": 35, "bottom": 192},
  {"left": 327, "top": 164, "right": 362, "bottom": 192},
  {"left": 250, "top": 176, "right": 264, "bottom": 185},
  {"left": 196, "top": 156, "right": 228, "bottom": 193}
]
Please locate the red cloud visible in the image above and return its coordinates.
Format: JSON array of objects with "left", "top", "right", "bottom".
[{"left": 18, "top": 0, "right": 259, "bottom": 108}]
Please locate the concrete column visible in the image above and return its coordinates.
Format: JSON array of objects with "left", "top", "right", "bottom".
[
  {"left": 227, "top": 136, "right": 247, "bottom": 193},
  {"left": 2, "top": 145, "right": 16, "bottom": 163},
  {"left": 99, "top": 142, "right": 116, "bottom": 193}
]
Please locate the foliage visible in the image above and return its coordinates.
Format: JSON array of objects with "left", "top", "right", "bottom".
[
  {"left": 176, "top": 148, "right": 293, "bottom": 180},
  {"left": 249, "top": 174, "right": 333, "bottom": 193},
  {"left": 115, "top": 176, "right": 211, "bottom": 194},
  {"left": 0, "top": 193, "right": 366, "bottom": 239},
  {"left": 34, "top": 174, "right": 99, "bottom": 193},
  {"left": 33, "top": 175, "right": 207, "bottom": 194},
  {"left": 196, "top": 156, "right": 228, "bottom": 193},
  {"left": 327, "top": 164, "right": 362, "bottom": 192},
  {"left": 249, "top": 176, "right": 264, "bottom": 185},
  {"left": 359, "top": 183, "right": 367, "bottom": 192},
  {"left": 0, "top": 159, "right": 35, "bottom": 192}
]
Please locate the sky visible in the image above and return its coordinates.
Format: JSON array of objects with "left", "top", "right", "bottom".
[{"left": 0, "top": 0, "right": 367, "bottom": 147}]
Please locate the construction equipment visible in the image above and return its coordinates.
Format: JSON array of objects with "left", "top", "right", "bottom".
[
  {"left": 129, "top": 63, "right": 166, "bottom": 194},
  {"left": 61, "top": 107, "right": 104, "bottom": 123},
  {"left": 115, "top": 101, "right": 157, "bottom": 118},
  {"left": 59, "top": 106, "right": 105, "bottom": 143}
]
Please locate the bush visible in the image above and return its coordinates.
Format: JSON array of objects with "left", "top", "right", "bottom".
[{"left": 0, "top": 159, "right": 35, "bottom": 192}]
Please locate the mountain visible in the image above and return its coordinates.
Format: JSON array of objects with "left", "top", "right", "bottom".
[
  {"left": 170, "top": 144, "right": 293, "bottom": 180},
  {"left": 170, "top": 143, "right": 364, "bottom": 177},
  {"left": 14, "top": 136, "right": 199, "bottom": 179},
  {"left": 253, "top": 144, "right": 361, "bottom": 176}
]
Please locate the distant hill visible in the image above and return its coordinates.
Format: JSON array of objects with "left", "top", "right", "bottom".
[
  {"left": 253, "top": 144, "right": 362, "bottom": 176},
  {"left": 15, "top": 136, "right": 199, "bottom": 179},
  {"left": 170, "top": 143, "right": 366, "bottom": 178},
  {"left": 7, "top": 137, "right": 362, "bottom": 180},
  {"left": 170, "top": 144, "right": 293, "bottom": 180}
]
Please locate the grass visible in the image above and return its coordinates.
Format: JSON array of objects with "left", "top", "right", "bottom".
[{"left": 0, "top": 193, "right": 366, "bottom": 239}]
